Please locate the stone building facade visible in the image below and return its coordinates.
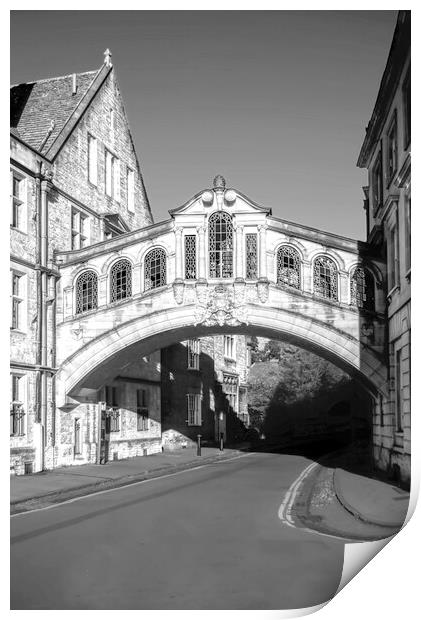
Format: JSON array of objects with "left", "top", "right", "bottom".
[
  {"left": 10, "top": 52, "right": 249, "bottom": 473},
  {"left": 161, "top": 336, "right": 250, "bottom": 450},
  {"left": 357, "top": 11, "right": 411, "bottom": 484}
]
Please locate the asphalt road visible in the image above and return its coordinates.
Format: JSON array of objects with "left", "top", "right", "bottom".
[{"left": 11, "top": 451, "right": 345, "bottom": 610}]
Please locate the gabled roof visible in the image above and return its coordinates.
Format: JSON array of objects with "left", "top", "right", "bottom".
[
  {"left": 11, "top": 70, "right": 98, "bottom": 153},
  {"left": 10, "top": 63, "right": 112, "bottom": 159}
]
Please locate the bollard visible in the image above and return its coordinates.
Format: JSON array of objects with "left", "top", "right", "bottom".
[
  {"left": 219, "top": 432, "right": 224, "bottom": 452},
  {"left": 197, "top": 434, "right": 202, "bottom": 457}
]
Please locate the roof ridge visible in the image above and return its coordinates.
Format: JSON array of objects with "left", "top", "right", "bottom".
[{"left": 10, "top": 69, "right": 99, "bottom": 89}]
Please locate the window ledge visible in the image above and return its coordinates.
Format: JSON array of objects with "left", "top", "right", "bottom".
[
  {"left": 10, "top": 226, "right": 28, "bottom": 236},
  {"left": 10, "top": 328, "right": 27, "bottom": 336},
  {"left": 387, "top": 285, "right": 400, "bottom": 301}
]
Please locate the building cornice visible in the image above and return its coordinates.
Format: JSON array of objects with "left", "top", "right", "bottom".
[{"left": 357, "top": 11, "right": 410, "bottom": 169}]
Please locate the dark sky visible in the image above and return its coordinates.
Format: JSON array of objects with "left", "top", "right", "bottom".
[{"left": 10, "top": 10, "right": 397, "bottom": 239}]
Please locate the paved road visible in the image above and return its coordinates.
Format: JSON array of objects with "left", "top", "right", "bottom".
[{"left": 11, "top": 451, "right": 345, "bottom": 610}]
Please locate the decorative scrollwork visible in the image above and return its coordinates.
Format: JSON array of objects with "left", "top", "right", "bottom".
[{"left": 194, "top": 284, "right": 248, "bottom": 327}]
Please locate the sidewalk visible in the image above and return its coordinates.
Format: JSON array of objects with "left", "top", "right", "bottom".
[
  {"left": 10, "top": 446, "right": 242, "bottom": 514},
  {"left": 333, "top": 468, "right": 410, "bottom": 528}
]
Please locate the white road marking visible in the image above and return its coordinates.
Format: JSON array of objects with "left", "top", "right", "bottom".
[
  {"left": 10, "top": 451, "right": 254, "bottom": 518},
  {"left": 278, "top": 460, "right": 364, "bottom": 543}
]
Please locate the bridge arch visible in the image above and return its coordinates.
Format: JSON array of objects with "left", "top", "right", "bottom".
[{"left": 57, "top": 301, "right": 388, "bottom": 409}]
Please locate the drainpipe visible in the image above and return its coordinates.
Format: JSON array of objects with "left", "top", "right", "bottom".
[{"left": 35, "top": 167, "right": 53, "bottom": 471}]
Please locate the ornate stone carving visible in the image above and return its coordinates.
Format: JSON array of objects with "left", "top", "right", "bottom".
[
  {"left": 194, "top": 284, "right": 248, "bottom": 327},
  {"left": 361, "top": 322, "right": 375, "bottom": 343},
  {"left": 256, "top": 278, "right": 269, "bottom": 303},
  {"left": 172, "top": 279, "right": 185, "bottom": 305}
]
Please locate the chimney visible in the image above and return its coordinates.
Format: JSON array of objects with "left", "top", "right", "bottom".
[{"left": 72, "top": 73, "right": 77, "bottom": 95}]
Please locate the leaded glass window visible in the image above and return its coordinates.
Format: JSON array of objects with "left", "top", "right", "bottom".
[
  {"left": 277, "top": 246, "right": 300, "bottom": 289},
  {"left": 350, "top": 267, "right": 375, "bottom": 311},
  {"left": 246, "top": 233, "right": 258, "bottom": 279},
  {"left": 223, "top": 374, "right": 238, "bottom": 412},
  {"left": 187, "top": 393, "right": 202, "bottom": 426},
  {"left": 10, "top": 374, "right": 25, "bottom": 436},
  {"left": 208, "top": 211, "right": 233, "bottom": 278},
  {"left": 110, "top": 259, "right": 132, "bottom": 302},
  {"left": 313, "top": 256, "right": 338, "bottom": 300},
  {"left": 75, "top": 270, "right": 98, "bottom": 314},
  {"left": 144, "top": 248, "right": 166, "bottom": 291},
  {"left": 185, "top": 235, "right": 197, "bottom": 279}
]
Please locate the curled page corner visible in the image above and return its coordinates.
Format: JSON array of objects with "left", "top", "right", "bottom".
[{"left": 335, "top": 535, "right": 395, "bottom": 595}]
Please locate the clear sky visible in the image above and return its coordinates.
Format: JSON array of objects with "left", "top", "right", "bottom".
[{"left": 10, "top": 10, "right": 397, "bottom": 239}]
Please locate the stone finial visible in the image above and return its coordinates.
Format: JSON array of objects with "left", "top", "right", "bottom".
[
  {"left": 213, "top": 175, "right": 226, "bottom": 190},
  {"left": 104, "top": 49, "right": 113, "bottom": 67}
]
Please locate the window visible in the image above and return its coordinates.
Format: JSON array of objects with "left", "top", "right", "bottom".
[
  {"left": 71, "top": 207, "right": 89, "bottom": 249},
  {"left": 137, "top": 389, "right": 149, "bottom": 431},
  {"left": 277, "top": 246, "right": 300, "bottom": 289},
  {"left": 187, "top": 339, "right": 200, "bottom": 370},
  {"left": 313, "top": 256, "right": 338, "bottom": 300},
  {"left": 402, "top": 70, "right": 411, "bottom": 148},
  {"left": 127, "top": 168, "right": 135, "bottom": 213},
  {"left": 387, "top": 224, "right": 399, "bottom": 292},
  {"left": 88, "top": 134, "right": 97, "bottom": 185},
  {"left": 395, "top": 348, "right": 403, "bottom": 432},
  {"left": 144, "top": 248, "right": 166, "bottom": 291},
  {"left": 106, "top": 386, "right": 120, "bottom": 432},
  {"left": 109, "top": 108, "right": 115, "bottom": 142},
  {"left": 187, "top": 393, "right": 201, "bottom": 426},
  {"left": 245, "top": 233, "right": 258, "bottom": 279},
  {"left": 223, "top": 374, "right": 238, "bottom": 412},
  {"left": 350, "top": 267, "right": 375, "bottom": 311},
  {"left": 10, "top": 374, "right": 25, "bottom": 436},
  {"left": 224, "top": 335, "right": 235, "bottom": 360},
  {"left": 75, "top": 271, "right": 98, "bottom": 314},
  {"left": 11, "top": 271, "right": 24, "bottom": 330},
  {"left": 405, "top": 196, "right": 411, "bottom": 273},
  {"left": 105, "top": 149, "right": 120, "bottom": 201},
  {"left": 208, "top": 211, "right": 233, "bottom": 278},
  {"left": 184, "top": 235, "right": 197, "bottom": 279},
  {"left": 110, "top": 259, "right": 132, "bottom": 302},
  {"left": 372, "top": 149, "right": 383, "bottom": 214},
  {"left": 10, "top": 172, "right": 25, "bottom": 231},
  {"left": 74, "top": 418, "right": 82, "bottom": 455},
  {"left": 386, "top": 112, "right": 398, "bottom": 185}
]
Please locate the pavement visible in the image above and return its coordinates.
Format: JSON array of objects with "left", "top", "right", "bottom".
[
  {"left": 333, "top": 467, "right": 410, "bottom": 528},
  {"left": 10, "top": 444, "right": 411, "bottom": 531},
  {"left": 11, "top": 451, "right": 346, "bottom": 609},
  {"left": 10, "top": 446, "right": 242, "bottom": 513}
]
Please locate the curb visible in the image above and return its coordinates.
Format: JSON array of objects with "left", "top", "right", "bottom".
[
  {"left": 10, "top": 450, "right": 243, "bottom": 515},
  {"left": 333, "top": 468, "right": 404, "bottom": 529}
]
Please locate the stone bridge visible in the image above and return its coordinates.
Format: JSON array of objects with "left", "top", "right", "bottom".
[{"left": 54, "top": 176, "right": 387, "bottom": 407}]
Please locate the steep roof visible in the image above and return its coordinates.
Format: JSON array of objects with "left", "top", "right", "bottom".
[{"left": 10, "top": 70, "right": 99, "bottom": 154}]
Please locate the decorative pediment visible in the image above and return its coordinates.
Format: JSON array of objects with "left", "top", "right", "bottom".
[{"left": 169, "top": 175, "right": 272, "bottom": 219}]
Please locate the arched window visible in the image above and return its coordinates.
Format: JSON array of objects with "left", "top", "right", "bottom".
[
  {"left": 208, "top": 211, "right": 233, "bottom": 278},
  {"left": 75, "top": 270, "right": 98, "bottom": 314},
  {"left": 277, "top": 246, "right": 300, "bottom": 289},
  {"left": 110, "top": 259, "right": 132, "bottom": 302},
  {"left": 350, "top": 266, "right": 375, "bottom": 311},
  {"left": 144, "top": 248, "right": 166, "bottom": 291},
  {"left": 313, "top": 256, "right": 338, "bottom": 300}
]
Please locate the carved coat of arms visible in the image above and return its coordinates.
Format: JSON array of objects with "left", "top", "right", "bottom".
[{"left": 194, "top": 284, "right": 248, "bottom": 327}]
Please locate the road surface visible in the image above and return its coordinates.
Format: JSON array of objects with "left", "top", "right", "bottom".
[{"left": 11, "top": 451, "right": 345, "bottom": 610}]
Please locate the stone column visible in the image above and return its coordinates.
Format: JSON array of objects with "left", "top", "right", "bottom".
[
  {"left": 174, "top": 227, "right": 183, "bottom": 280},
  {"left": 197, "top": 225, "right": 207, "bottom": 281},
  {"left": 339, "top": 271, "right": 348, "bottom": 304},
  {"left": 258, "top": 225, "right": 268, "bottom": 279},
  {"left": 235, "top": 225, "right": 244, "bottom": 280}
]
